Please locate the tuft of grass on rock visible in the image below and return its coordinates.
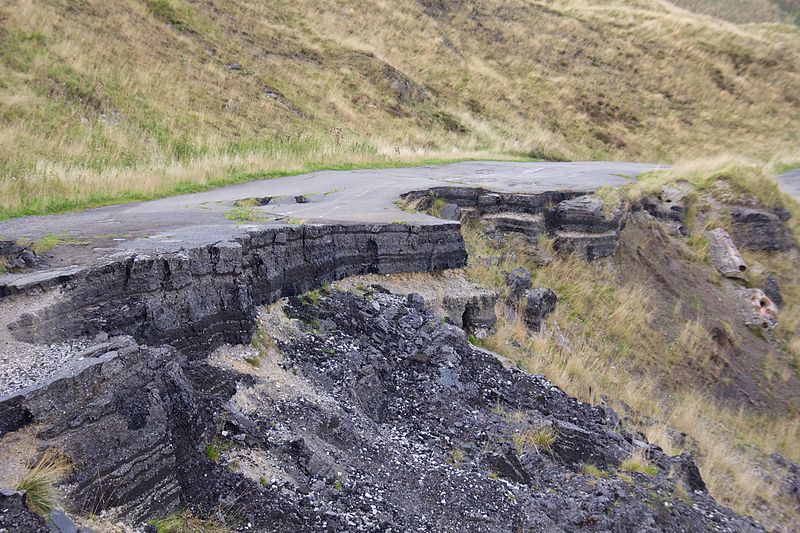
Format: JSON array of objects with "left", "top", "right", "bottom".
[
  {"left": 512, "top": 425, "right": 557, "bottom": 454},
  {"left": 149, "top": 509, "right": 231, "bottom": 533},
  {"left": 581, "top": 464, "right": 609, "bottom": 478},
  {"left": 620, "top": 450, "right": 659, "bottom": 477},
  {"left": 14, "top": 449, "right": 72, "bottom": 516},
  {"left": 244, "top": 354, "right": 261, "bottom": 367}
]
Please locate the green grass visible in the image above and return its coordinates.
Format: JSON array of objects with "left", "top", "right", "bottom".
[
  {"left": 203, "top": 442, "right": 220, "bottom": 462},
  {"left": 225, "top": 205, "right": 263, "bottom": 223},
  {"left": 512, "top": 425, "right": 557, "bottom": 454},
  {"left": 467, "top": 334, "right": 484, "bottom": 347},
  {"left": 244, "top": 354, "right": 261, "bottom": 367},
  {"left": 620, "top": 452, "right": 659, "bottom": 477},
  {"left": 776, "top": 161, "right": 800, "bottom": 174},
  {"left": 580, "top": 464, "right": 609, "bottom": 478}
]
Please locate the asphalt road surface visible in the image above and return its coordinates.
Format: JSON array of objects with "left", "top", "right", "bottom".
[
  {"left": 0, "top": 161, "right": 660, "bottom": 268},
  {"left": 777, "top": 167, "right": 800, "bottom": 200}
]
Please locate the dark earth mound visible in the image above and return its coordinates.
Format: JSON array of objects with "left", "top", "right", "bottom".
[{"left": 1, "top": 289, "right": 763, "bottom": 531}]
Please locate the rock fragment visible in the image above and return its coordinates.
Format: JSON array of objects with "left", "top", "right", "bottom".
[
  {"left": 505, "top": 267, "right": 532, "bottom": 300},
  {"left": 523, "top": 288, "right": 558, "bottom": 331},
  {"left": 730, "top": 207, "right": 794, "bottom": 252},
  {"left": 0, "top": 240, "right": 40, "bottom": 272},
  {"left": 739, "top": 288, "right": 778, "bottom": 331},
  {"left": 438, "top": 203, "right": 461, "bottom": 221},
  {"left": 707, "top": 228, "right": 748, "bottom": 279}
]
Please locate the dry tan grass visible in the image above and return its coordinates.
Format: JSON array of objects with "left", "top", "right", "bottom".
[
  {"left": 1, "top": 0, "right": 799, "bottom": 217},
  {"left": 461, "top": 171, "right": 800, "bottom": 528},
  {"left": 14, "top": 448, "right": 72, "bottom": 515}
]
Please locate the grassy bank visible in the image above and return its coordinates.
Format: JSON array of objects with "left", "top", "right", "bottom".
[
  {"left": 462, "top": 159, "right": 800, "bottom": 529},
  {"left": 2, "top": 0, "right": 799, "bottom": 219}
]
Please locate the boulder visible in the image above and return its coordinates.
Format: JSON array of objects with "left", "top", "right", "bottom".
[
  {"left": 730, "top": 207, "right": 794, "bottom": 252},
  {"left": 458, "top": 293, "right": 498, "bottom": 339},
  {"left": 738, "top": 288, "right": 778, "bottom": 331},
  {"left": 439, "top": 203, "right": 461, "bottom": 221},
  {"left": 505, "top": 268, "right": 532, "bottom": 300},
  {"left": 522, "top": 288, "right": 558, "bottom": 331},
  {"left": 707, "top": 228, "right": 748, "bottom": 279},
  {"left": 544, "top": 195, "right": 620, "bottom": 234},
  {"left": 0, "top": 240, "right": 40, "bottom": 272}
]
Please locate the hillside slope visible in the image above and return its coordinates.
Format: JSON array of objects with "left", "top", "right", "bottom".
[{"left": 1, "top": 0, "right": 799, "bottom": 218}]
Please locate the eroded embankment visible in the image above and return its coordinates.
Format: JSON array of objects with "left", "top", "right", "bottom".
[
  {"left": 0, "top": 221, "right": 466, "bottom": 525},
  {"left": 1, "top": 222, "right": 465, "bottom": 353},
  {"left": 0, "top": 183, "right": 778, "bottom": 531}
]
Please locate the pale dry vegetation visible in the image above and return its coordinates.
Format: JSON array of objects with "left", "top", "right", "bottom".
[
  {"left": 462, "top": 161, "right": 800, "bottom": 529},
  {"left": 1, "top": 0, "right": 799, "bottom": 217},
  {"left": 14, "top": 448, "right": 72, "bottom": 515}
]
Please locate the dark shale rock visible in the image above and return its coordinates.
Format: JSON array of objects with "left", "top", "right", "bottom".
[
  {"left": 402, "top": 187, "right": 625, "bottom": 260},
  {"left": 0, "top": 241, "right": 40, "bottom": 272},
  {"left": 2, "top": 223, "right": 466, "bottom": 354},
  {"left": 401, "top": 187, "right": 584, "bottom": 216},
  {"left": 522, "top": 288, "right": 558, "bottom": 331},
  {"left": 438, "top": 203, "right": 461, "bottom": 221},
  {"left": 669, "top": 452, "right": 707, "bottom": 492},
  {"left": 551, "top": 231, "right": 621, "bottom": 261},
  {"left": 730, "top": 207, "right": 795, "bottom": 252},
  {"left": 772, "top": 205, "right": 791, "bottom": 222},
  {"left": 505, "top": 267, "right": 532, "bottom": 300},
  {"left": 637, "top": 187, "right": 689, "bottom": 236},
  {"left": 544, "top": 196, "right": 624, "bottom": 260},
  {"left": 545, "top": 195, "right": 621, "bottom": 234},
  {"left": 48, "top": 508, "right": 79, "bottom": 533},
  {"left": 639, "top": 187, "right": 688, "bottom": 224},
  {"left": 770, "top": 453, "right": 800, "bottom": 511},
  {"left": 764, "top": 274, "right": 783, "bottom": 308},
  {"left": 481, "top": 213, "right": 545, "bottom": 239},
  {"left": 459, "top": 292, "right": 498, "bottom": 337},
  {"left": 0, "top": 289, "right": 764, "bottom": 531},
  {"left": 0, "top": 489, "right": 49, "bottom": 532},
  {"left": 272, "top": 291, "right": 761, "bottom": 532}
]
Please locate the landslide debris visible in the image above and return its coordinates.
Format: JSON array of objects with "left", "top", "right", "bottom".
[{"left": 0, "top": 288, "right": 765, "bottom": 531}]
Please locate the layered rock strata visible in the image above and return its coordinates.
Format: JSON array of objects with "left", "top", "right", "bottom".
[{"left": 1, "top": 223, "right": 466, "bottom": 356}]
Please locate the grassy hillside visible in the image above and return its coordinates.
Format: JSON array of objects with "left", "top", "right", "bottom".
[{"left": 1, "top": 0, "right": 800, "bottom": 218}]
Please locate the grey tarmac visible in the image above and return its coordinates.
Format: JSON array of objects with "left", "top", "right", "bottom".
[{"left": 0, "top": 161, "right": 659, "bottom": 269}]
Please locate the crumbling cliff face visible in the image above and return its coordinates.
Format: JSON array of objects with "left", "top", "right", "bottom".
[
  {"left": 2, "top": 223, "right": 465, "bottom": 353},
  {"left": 0, "top": 290, "right": 763, "bottom": 532},
  {"left": 0, "top": 193, "right": 777, "bottom": 531},
  {"left": 402, "top": 187, "right": 624, "bottom": 260}
]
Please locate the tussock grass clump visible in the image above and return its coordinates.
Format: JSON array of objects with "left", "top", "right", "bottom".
[
  {"left": 14, "top": 449, "right": 72, "bottom": 515},
  {"left": 620, "top": 450, "right": 659, "bottom": 477},
  {"left": 512, "top": 425, "right": 557, "bottom": 454},
  {"left": 580, "top": 464, "right": 609, "bottom": 478}
]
